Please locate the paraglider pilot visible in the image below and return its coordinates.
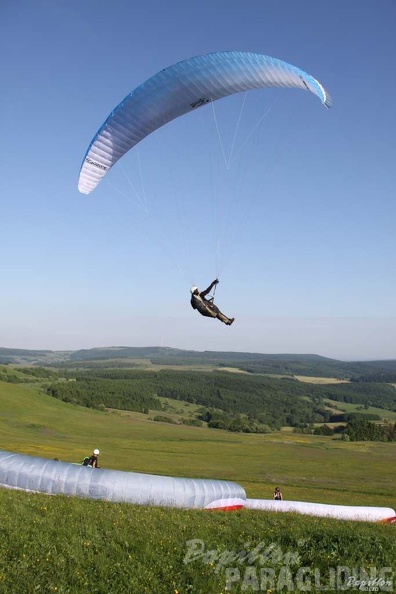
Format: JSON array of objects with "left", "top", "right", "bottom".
[
  {"left": 273, "top": 486, "right": 283, "bottom": 501},
  {"left": 190, "top": 279, "right": 234, "bottom": 326},
  {"left": 82, "top": 449, "right": 100, "bottom": 468}
]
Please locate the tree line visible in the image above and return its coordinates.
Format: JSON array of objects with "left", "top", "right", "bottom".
[
  {"left": 45, "top": 369, "right": 396, "bottom": 433},
  {"left": 314, "top": 418, "right": 396, "bottom": 442}
]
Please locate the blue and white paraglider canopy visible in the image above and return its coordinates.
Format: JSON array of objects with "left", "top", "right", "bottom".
[{"left": 78, "top": 51, "right": 332, "bottom": 194}]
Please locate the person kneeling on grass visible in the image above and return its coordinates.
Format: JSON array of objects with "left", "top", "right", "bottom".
[{"left": 82, "top": 448, "right": 100, "bottom": 468}]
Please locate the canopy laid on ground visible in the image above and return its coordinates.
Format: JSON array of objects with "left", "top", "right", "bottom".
[
  {"left": 245, "top": 498, "right": 396, "bottom": 522},
  {"left": 0, "top": 450, "right": 245, "bottom": 510},
  {"left": 78, "top": 50, "right": 332, "bottom": 194},
  {"left": 1, "top": 450, "right": 394, "bottom": 522}
]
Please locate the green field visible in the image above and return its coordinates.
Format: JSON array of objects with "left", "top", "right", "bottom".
[
  {"left": 1, "top": 378, "right": 395, "bottom": 593},
  {"left": 1, "top": 379, "right": 395, "bottom": 507},
  {"left": 1, "top": 488, "right": 394, "bottom": 594},
  {"left": 294, "top": 376, "right": 350, "bottom": 385},
  {"left": 324, "top": 398, "right": 396, "bottom": 422}
]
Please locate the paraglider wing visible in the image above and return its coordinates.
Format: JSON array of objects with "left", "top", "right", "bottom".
[
  {"left": 78, "top": 51, "right": 332, "bottom": 194},
  {"left": 0, "top": 449, "right": 246, "bottom": 509},
  {"left": 245, "top": 499, "right": 396, "bottom": 522}
]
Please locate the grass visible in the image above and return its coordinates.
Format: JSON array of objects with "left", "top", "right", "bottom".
[
  {"left": 216, "top": 367, "right": 249, "bottom": 374},
  {"left": 324, "top": 398, "right": 396, "bottom": 421},
  {"left": 1, "top": 378, "right": 395, "bottom": 593},
  {"left": 0, "top": 489, "right": 394, "bottom": 594},
  {"left": 294, "top": 376, "right": 350, "bottom": 384},
  {"left": 1, "top": 380, "right": 395, "bottom": 508},
  {"left": 110, "top": 396, "right": 203, "bottom": 425}
]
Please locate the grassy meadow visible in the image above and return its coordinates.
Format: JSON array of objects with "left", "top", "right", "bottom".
[
  {"left": 0, "top": 488, "right": 394, "bottom": 594},
  {"left": 293, "top": 376, "right": 350, "bottom": 385},
  {"left": 323, "top": 398, "right": 396, "bottom": 422},
  {"left": 1, "top": 379, "right": 396, "bottom": 506},
  {"left": 0, "top": 377, "right": 395, "bottom": 593}
]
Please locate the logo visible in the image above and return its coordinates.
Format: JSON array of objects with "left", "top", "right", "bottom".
[
  {"left": 85, "top": 157, "right": 107, "bottom": 171},
  {"left": 190, "top": 98, "right": 210, "bottom": 109},
  {"left": 183, "top": 539, "right": 394, "bottom": 592}
]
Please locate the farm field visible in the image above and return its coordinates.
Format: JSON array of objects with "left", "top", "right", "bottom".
[{"left": 294, "top": 376, "right": 350, "bottom": 384}]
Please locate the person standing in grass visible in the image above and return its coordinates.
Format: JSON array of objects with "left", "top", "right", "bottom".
[{"left": 273, "top": 486, "right": 283, "bottom": 500}]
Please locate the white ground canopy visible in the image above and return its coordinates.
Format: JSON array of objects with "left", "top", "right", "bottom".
[
  {"left": 245, "top": 498, "right": 395, "bottom": 523},
  {"left": 1, "top": 450, "right": 395, "bottom": 522},
  {"left": 0, "top": 450, "right": 245, "bottom": 510}
]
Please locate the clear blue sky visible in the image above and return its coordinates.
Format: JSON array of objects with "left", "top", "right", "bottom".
[{"left": 1, "top": 0, "right": 395, "bottom": 359}]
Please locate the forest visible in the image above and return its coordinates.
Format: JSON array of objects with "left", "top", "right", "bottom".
[
  {"left": 45, "top": 368, "right": 396, "bottom": 436},
  {"left": 2, "top": 344, "right": 396, "bottom": 441}
]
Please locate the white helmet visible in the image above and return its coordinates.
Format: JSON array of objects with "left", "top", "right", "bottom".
[
  {"left": 93, "top": 449, "right": 100, "bottom": 455},
  {"left": 190, "top": 286, "right": 198, "bottom": 294}
]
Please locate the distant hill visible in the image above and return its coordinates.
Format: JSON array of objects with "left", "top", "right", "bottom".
[
  {"left": 1, "top": 346, "right": 396, "bottom": 379},
  {"left": 0, "top": 347, "right": 52, "bottom": 358},
  {"left": 0, "top": 348, "right": 71, "bottom": 365}
]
